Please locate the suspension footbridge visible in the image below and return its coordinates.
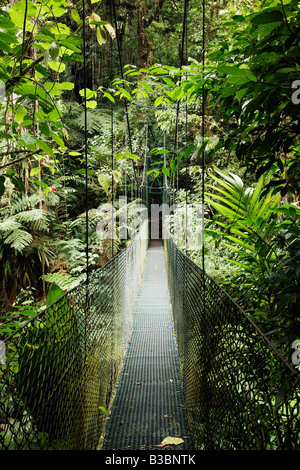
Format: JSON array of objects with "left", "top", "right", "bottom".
[{"left": 0, "top": 210, "right": 299, "bottom": 450}]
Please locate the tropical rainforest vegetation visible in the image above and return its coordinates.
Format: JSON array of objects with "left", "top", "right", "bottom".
[{"left": 0, "top": 0, "right": 299, "bottom": 370}]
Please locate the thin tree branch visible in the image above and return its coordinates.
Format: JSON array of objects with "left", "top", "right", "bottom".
[
  {"left": 0, "top": 150, "right": 42, "bottom": 170},
  {"left": 5, "top": 56, "right": 44, "bottom": 91}
]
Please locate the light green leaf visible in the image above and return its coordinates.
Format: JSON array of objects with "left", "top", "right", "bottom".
[
  {"left": 36, "top": 139, "right": 54, "bottom": 157},
  {"left": 115, "top": 151, "right": 139, "bottom": 160},
  {"left": 30, "top": 167, "right": 40, "bottom": 176},
  {"left": 59, "top": 82, "right": 75, "bottom": 91},
  {"left": 154, "top": 96, "right": 163, "bottom": 107},
  {"left": 79, "top": 88, "right": 97, "bottom": 100},
  {"left": 96, "top": 26, "right": 106, "bottom": 45},
  {"left": 86, "top": 100, "right": 97, "bottom": 109},
  {"left": 51, "top": 132, "right": 66, "bottom": 149},
  {"left": 139, "top": 81, "right": 154, "bottom": 93},
  {"left": 46, "top": 283, "right": 65, "bottom": 307},
  {"left": 99, "top": 406, "right": 108, "bottom": 415},
  {"left": 103, "top": 92, "right": 115, "bottom": 103},
  {"left": 119, "top": 87, "right": 132, "bottom": 101},
  {"left": 48, "top": 61, "right": 66, "bottom": 73},
  {"left": 71, "top": 9, "right": 83, "bottom": 25}
]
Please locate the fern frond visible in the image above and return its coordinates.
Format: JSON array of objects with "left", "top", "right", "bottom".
[
  {"left": 101, "top": 238, "right": 121, "bottom": 261},
  {"left": 43, "top": 272, "right": 86, "bottom": 290},
  {"left": 10, "top": 194, "right": 41, "bottom": 214},
  {"left": 15, "top": 209, "right": 49, "bottom": 232},
  {"left": 3, "top": 229, "right": 33, "bottom": 251},
  {"left": 0, "top": 217, "right": 22, "bottom": 233}
]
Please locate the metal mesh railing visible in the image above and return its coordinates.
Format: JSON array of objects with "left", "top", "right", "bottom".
[
  {"left": 164, "top": 234, "right": 300, "bottom": 450},
  {"left": 0, "top": 221, "right": 148, "bottom": 450}
]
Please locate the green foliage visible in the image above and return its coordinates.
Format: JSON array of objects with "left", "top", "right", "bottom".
[
  {"left": 203, "top": 0, "right": 300, "bottom": 194},
  {"left": 205, "top": 167, "right": 300, "bottom": 350},
  {"left": 0, "top": 0, "right": 82, "bottom": 195}
]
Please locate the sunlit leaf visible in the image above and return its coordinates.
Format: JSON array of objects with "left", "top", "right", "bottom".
[{"left": 156, "top": 436, "right": 184, "bottom": 447}]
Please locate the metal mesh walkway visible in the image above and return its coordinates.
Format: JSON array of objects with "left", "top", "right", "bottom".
[{"left": 102, "top": 240, "right": 193, "bottom": 450}]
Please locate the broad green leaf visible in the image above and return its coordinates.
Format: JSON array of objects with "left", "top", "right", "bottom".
[
  {"left": 79, "top": 88, "right": 97, "bottom": 100},
  {"left": 96, "top": 26, "right": 107, "bottom": 45},
  {"left": 71, "top": 9, "right": 83, "bottom": 25},
  {"left": 60, "top": 40, "right": 81, "bottom": 53},
  {"left": 86, "top": 100, "right": 97, "bottom": 109},
  {"left": 19, "top": 310, "right": 37, "bottom": 317},
  {"left": 103, "top": 92, "right": 115, "bottom": 103},
  {"left": 98, "top": 173, "right": 111, "bottom": 190},
  {"left": 236, "top": 88, "right": 249, "bottom": 103},
  {"left": 154, "top": 96, "right": 163, "bottom": 107},
  {"left": 51, "top": 132, "right": 66, "bottom": 149},
  {"left": 20, "top": 131, "right": 37, "bottom": 150},
  {"left": 77, "top": 169, "right": 94, "bottom": 175},
  {"left": 162, "top": 76, "right": 176, "bottom": 87},
  {"left": 49, "top": 43, "right": 60, "bottom": 61},
  {"left": 115, "top": 151, "right": 139, "bottom": 160},
  {"left": 52, "top": 4, "right": 66, "bottom": 17},
  {"left": 30, "top": 167, "right": 40, "bottom": 177},
  {"left": 59, "top": 82, "right": 75, "bottom": 91},
  {"left": 36, "top": 139, "right": 54, "bottom": 157},
  {"left": 112, "top": 170, "right": 121, "bottom": 183},
  {"left": 46, "top": 283, "right": 65, "bottom": 307},
  {"left": 118, "top": 87, "right": 132, "bottom": 101},
  {"left": 48, "top": 61, "right": 66, "bottom": 73},
  {"left": 217, "top": 65, "right": 248, "bottom": 77},
  {"left": 139, "top": 81, "right": 154, "bottom": 93},
  {"left": 250, "top": 8, "right": 283, "bottom": 25},
  {"left": 170, "top": 159, "right": 176, "bottom": 175}
]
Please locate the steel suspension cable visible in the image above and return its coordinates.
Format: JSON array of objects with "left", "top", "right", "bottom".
[
  {"left": 173, "top": 0, "right": 188, "bottom": 203},
  {"left": 111, "top": 0, "right": 138, "bottom": 198},
  {"left": 110, "top": 8, "right": 114, "bottom": 257},
  {"left": 174, "top": 0, "right": 188, "bottom": 159},
  {"left": 82, "top": 0, "right": 89, "bottom": 428},
  {"left": 82, "top": 0, "right": 89, "bottom": 286},
  {"left": 201, "top": 0, "right": 206, "bottom": 275}
]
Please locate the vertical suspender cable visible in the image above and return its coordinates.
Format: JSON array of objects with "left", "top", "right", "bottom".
[
  {"left": 82, "top": 0, "right": 89, "bottom": 443},
  {"left": 82, "top": 0, "right": 89, "bottom": 287},
  {"left": 111, "top": 0, "right": 138, "bottom": 199},
  {"left": 110, "top": 16, "right": 114, "bottom": 257},
  {"left": 202, "top": 0, "right": 205, "bottom": 276},
  {"left": 185, "top": 3, "right": 188, "bottom": 255},
  {"left": 174, "top": 0, "right": 188, "bottom": 204}
]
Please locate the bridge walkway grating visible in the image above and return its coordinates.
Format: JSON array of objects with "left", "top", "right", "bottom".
[{"left": 102, "top": 240, "right": 193, "bottom": 451}]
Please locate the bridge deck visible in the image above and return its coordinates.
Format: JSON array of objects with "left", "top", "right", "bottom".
[{"left": 102, "top": 240, "right": 192, "bottom": 450}]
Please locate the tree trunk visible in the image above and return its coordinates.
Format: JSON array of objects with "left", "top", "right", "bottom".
[{"left": 137, "top": 0, "right": 167, "bottom": 69}]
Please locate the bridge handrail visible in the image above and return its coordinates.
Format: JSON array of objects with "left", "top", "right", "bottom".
[
  {"left": 0, "top": 220, "right": 148, "bottom": 450},
  {"left": 164, "top": 227, "right": 300, "bottom": 450}
]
